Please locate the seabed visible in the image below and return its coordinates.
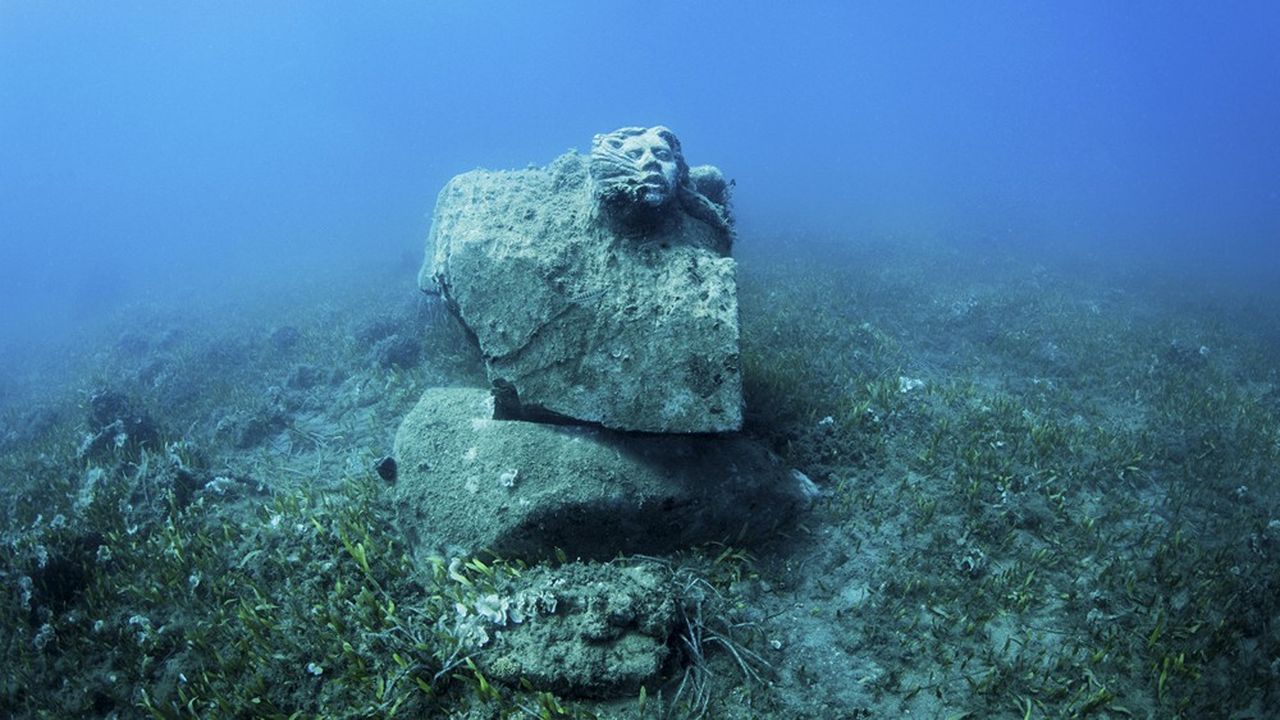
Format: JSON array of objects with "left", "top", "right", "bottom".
[{"left": 1, "top": 237, "right": 1277, "bottom": 718}]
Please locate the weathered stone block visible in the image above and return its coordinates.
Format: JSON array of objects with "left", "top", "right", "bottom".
[
  {"left": 390, "top": 387, "right": 818, "bottom": 561},
  {"left": 419, "top": 128, "right": 741, "bottom": 433}
]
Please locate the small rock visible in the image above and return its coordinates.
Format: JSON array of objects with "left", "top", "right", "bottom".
[
  {"left": 356, "top": 316, "right": 401, "bottom": 345},
  {"left": 286, "top": 364, "right": 325, "bottom": 390},
  {"left": 270, "top": 326, "right": 302, "bottom": 350},
  {"left": 373, "top": 334, "right": 422, "bottom": 369},
  {"left": 375, "top": 456, "right": 398, "bottom": 484},
  {"left": 80, "top": 390, "right": 161, "bottom": 460}
]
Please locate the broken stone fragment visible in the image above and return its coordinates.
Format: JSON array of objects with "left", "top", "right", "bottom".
[{"left": 478, "top": 561, "right": 677, "bottom": 698}]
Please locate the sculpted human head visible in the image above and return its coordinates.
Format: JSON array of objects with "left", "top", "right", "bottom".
[
  {"left": 617, "top": 129, "right": 679, "bottom": 206},
  {"left": 587, "top": 125, "right": 734, "bottom": 250},
  {"left": 590, "top": 126, "right": 688, "bottom": 212}
]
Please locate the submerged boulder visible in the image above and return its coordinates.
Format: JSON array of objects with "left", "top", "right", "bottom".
[
  {"left": 390, "top": 387, "right": 817, "bottom": 561},
  {"left": 419, "top": 126, "right": 741, "bottom": 433},
  {"left": 78, "top": 389, "right": 162, "bottom": 461}
]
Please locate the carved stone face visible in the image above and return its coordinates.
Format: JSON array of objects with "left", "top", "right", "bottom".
[
  {"left": 613, "top": 130, "right": 679, "bottom": 207},
  {"left": 587, "top": 126, "right": 734, "bottom": 249},
  {"left": 590, "top": 126, "right": 686, "bottom": 214}
]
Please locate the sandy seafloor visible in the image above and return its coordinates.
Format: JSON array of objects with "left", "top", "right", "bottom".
[{"left": 1, "top": 237, "right": 1278, "bottom": 719}]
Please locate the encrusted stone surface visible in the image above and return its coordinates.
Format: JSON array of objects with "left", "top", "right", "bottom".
[
  {"left": 478, "top": 561, "right": 678, "bottom": 699},
  {"left": 419, "top": 130, "right": 741, "bottom": 433},
  {"left": 390, "top": 387, "right": 817, "bottom": 561}
]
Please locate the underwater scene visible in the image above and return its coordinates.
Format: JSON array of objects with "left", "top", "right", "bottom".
[{"left": 2, "top": 3, "right": 1278, "bottom": 719}]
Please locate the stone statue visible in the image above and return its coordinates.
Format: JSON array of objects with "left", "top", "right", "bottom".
[
  {"left": 419, "top": 126, "right": 743, "bottom": 432},
  {"left": 394, "top": 128, "right": 816, "bottom": 700},
  {"left": 589, "top": 126, "right": 733, "bottom": 250}
]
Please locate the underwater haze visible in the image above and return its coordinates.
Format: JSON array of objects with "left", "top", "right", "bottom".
[
  {"left": 4, "top": 2, "right": 1280, "bottom": 718},
  {"left": 4, "top": 1, "right": 1279, "bottom": 348}
]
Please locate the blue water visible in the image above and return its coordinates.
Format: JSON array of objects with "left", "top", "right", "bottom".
[{"left": 3, "top": 1, "right": 1278, "bottom": 346}]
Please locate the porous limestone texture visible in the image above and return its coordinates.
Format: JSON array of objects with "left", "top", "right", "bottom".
[
  {"left": 419, "top": 129, "right": 741, "bottom": 433},
  {"left": 390, "top": 387, "right": 818, "bottom": 560},
  {"left": 478, "top": 561, "right": 678, "bottom": 698}
]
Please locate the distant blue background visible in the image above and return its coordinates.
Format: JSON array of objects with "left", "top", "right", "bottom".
[{"left": 3, "top": 1, "right": 1278, "bottom": 345}]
